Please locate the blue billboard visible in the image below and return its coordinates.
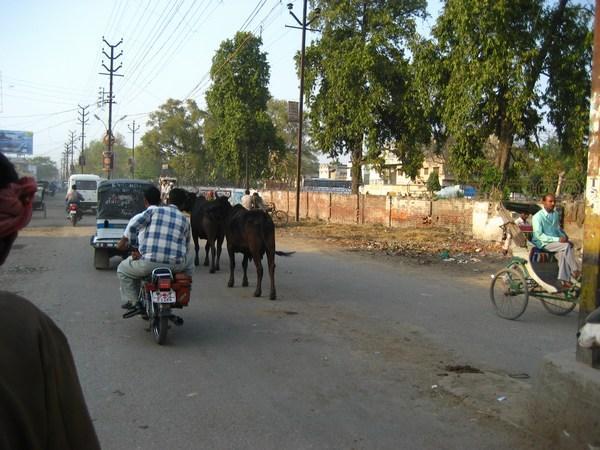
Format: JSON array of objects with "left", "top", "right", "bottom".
[{"left": 0, "top": 130, "right": 33, "bottom": 155}]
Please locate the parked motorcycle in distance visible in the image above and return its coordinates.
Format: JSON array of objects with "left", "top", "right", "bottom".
[
  {"left": 123, "top": 267, "right": 192, "bottom": 345},
  {"left": 67, "top": 202, "right": 82, "bottom": 226}
]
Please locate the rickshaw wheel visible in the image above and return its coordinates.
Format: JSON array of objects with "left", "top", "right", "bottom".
[
  {"left": 490, "top": 268, "right": 529, "bottom": 320},
  {"left": 541, "top": 297, "right": 576, "bottom": 316}
]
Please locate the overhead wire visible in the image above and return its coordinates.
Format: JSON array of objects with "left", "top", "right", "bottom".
[
  {"left": 118, "top": 0, "right": 184, "bottom": 95},
  {"left": 119, "top": 0, "right": 206, "bottom": 104},
  {"left": 184, "top": 0, "right": 284, "bottom": 101}
]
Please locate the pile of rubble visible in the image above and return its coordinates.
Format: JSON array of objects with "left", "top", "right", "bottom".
[{"left": 281, "top": 222, "right": 503, "bottom": 264}]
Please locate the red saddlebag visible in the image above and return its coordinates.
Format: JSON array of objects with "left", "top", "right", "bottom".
[{"left": 173, "top": 273, "right": 192, "bottom": 306}]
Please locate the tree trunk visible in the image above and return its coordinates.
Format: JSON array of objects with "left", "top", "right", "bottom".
[
  {"left": 496, "top": 126, "right": 514, "bottom": 183},
  {"left": 351, "top": 145, "right": 363, "bottom": 195}
]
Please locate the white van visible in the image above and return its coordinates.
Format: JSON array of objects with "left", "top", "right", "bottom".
[{"left": 68, "top": 174, "right": 102, "bottom": 212}]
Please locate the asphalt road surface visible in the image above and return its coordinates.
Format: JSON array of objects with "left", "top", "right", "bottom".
[{"left": 1, "top": 195, "right": 574, "bottom": 449}]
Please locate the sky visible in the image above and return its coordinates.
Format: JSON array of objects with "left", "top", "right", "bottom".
[{"left": 0, "top": 0, "right": 442, "bottom": 169}]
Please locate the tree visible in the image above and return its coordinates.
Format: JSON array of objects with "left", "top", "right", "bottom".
[
  {"left": 204, "top": 32, "right": 284, "bottom": 187},
  {"left": 303, "top": 0, "right": 429, "bottom": 194},
  {"left": 140, "top": 99, "right": 206, "bottom": 184},
  {"left": 266, "top": 98, "right": 319, "bottom": 184},
  {"left": 27, "top": 156, "right": 59, "bottom": 180},
  {"left": 426, "top": 171, "right": 441, "bottom": 195},
  {"left": 412, "top": 0, "right": 591, "bottom": 186}
]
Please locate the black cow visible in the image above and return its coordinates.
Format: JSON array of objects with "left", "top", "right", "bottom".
[
  {"left": 183, "top": 193, "right": 230, "bottom": 273},
  {"left": 225, "top": 204, "right": 293, "bottom": 300}
]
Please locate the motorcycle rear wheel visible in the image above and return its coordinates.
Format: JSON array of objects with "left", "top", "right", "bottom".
[{"left": 152, "top": 314, "right": 169, "bottom": 345}]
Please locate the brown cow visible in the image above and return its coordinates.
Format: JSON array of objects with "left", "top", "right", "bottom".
[{"left": 225, "top": 204, "right": 280, "bottom": 299}]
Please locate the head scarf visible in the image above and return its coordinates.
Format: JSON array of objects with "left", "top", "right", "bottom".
[{"left": 0, "top": 177, "right": 38, "bottom": 238}]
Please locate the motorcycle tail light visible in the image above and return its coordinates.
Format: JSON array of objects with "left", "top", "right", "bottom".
[
  {"left": 158, "top": 278, "right": 171, "bottom": 290},
  {"left": 69, "top": 204, "right": 77, "bottom": 211}
]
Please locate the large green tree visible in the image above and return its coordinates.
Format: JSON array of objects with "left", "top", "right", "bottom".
[
  {"left": 83, "top": 135, "right": 132, "bottom": 179},
  {"left": 412, "top": 0, "right": 591, "bottom": 187},
  {"left": 27, "top": 156, "right": 59, "bottom": 180},
  {"left": 266, "top": 98, "right": 319, "bottom": 184},
  {"left": 140, "top": 98, "right": 206, "bottom": 184},
  {"left": 204, "top": 32, "right": 284, "bottom": 187},
  {"left": 303, "top": 0, "right": 429, "bottom": 193}
]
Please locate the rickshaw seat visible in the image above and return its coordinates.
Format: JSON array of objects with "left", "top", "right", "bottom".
[{"left": 529, "top": 246, "right": 557, "bottom": 263}]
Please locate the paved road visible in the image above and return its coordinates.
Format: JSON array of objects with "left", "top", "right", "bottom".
[{"left": 0, "top": 196, "right": 567, "bottom": 449}]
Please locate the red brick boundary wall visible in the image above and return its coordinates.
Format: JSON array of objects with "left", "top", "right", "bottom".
[
  {"left": 261, "top": 191, "right": 476, "bottom": 234},
  {"left": 259, "top": 191, "right": 584, "bottom": 241}
]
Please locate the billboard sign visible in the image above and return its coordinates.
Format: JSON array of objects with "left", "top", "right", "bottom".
[{"left": 0, "top": 130, "right": 33, "bottom": 155}]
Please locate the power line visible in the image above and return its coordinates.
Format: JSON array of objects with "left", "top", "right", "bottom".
[
  {"left": 119, "top": 0, "right": 214, "bottom": 104},
  {"left": 0, "top": 107, "right": 78, "bottom": 120},
  {"left": 184, "top": 0, "right": 283, "bottom": 100}
]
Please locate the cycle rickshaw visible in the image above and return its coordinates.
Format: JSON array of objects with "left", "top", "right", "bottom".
[
  {"left": 33, "top": 182, "right": 47, "bottom": 218},
  {"left": 490, "top": 201, "right": 580, "bottom": 320}
]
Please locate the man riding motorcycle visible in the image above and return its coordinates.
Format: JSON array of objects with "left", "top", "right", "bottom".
[
  {"left": 65, "top": 185, "right": 84, "bottom": 218},
  {"left": 116, "top": 188, "right": 193, "bottom": 310}
]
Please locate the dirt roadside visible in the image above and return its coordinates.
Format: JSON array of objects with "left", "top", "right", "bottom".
[
  {"left": 276, "top": 221, "right": 508, "bottom": 282},
  {"left": 275, "top": 221, "right": 547, "bottom": 446}
]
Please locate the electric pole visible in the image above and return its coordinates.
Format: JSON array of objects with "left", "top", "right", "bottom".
[
  {"left": 578, "top": 0, "right": 600, "bottom": 367},
  {"left": 69, "top": 130, "right": 77, "bottom": 177},
  {"left": 99, "top": 37, "right": 123, "bottom": 179},
  {"left": 78, "top": 105, "right": 89, "bottom": 173},
  {"left": 287, "top": 1, "right": 320, "bottom": 222},
  {"left": 128, "top": 120, "right": 140, "bottom": 178},
  {"left": 64, "top": 143, "right": 70, "bottom": 180}
]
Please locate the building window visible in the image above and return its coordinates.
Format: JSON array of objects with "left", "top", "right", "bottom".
[
  {"left": 423, "top": 167, "right": 429, "bottom": 176},
  {"left": 433, "top": 167, "right": 439, "bottom": 174}
]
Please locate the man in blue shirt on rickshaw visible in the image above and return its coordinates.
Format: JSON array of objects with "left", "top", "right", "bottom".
[{"left": 532, "top": 193, "right": 581, "bottom": 288}]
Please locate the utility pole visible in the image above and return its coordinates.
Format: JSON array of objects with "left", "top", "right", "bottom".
[
  {"left": 69, "top": 130, "right": 77, "bottom": 176},
  {"left": 128, "top": 120, "right": 140, "bottom": 178},
  {"left": 78, "top": 105, "right": 89, "bottom": 173},
  {"left": 99, "top": 37, "right": 123, "bottom": 179},
  {"left": 577, "top": 0, "right": 600, "bottom": 367},
  {"left": 64, "top": 143, "right": 71, "bottom": 180},
  {"left": 287, "top": 1, "right": 320, "bottom": 222}
]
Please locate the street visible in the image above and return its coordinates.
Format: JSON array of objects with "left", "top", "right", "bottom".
[{"left": 0, "top": 196, "right": 574, "bottom": 449}]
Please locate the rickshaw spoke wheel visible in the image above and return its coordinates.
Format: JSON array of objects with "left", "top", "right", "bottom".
[
  {"left": 541, "top": 297, "right": 576, "bottom": 316},
  {"left": 490, "top": 268, "right": 529, "bottom": 320}
]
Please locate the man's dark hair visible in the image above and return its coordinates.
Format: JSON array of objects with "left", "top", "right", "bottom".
[
  {"left": 143, "top": 186, "right": 161, "bottom": 206},
  {"left": 72, "top": 185, "right": 77, "bottom": 190},
  {"left": 0, "top": 153, "right": 19, "bottom": 189},
  {"left": 542, "top": 193, "right": 555, "bottom": 201},
  {"left": 168, "top": 188, "right": 188, "bottom": 209},
  {"left": 245, "top": 189, "right": 250, "bottom": 195}
]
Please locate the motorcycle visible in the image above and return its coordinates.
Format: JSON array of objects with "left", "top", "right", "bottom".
[
  {"left": 67, "top": 202, "right": 82, "bottom": 226},
  {"left": 123, "top": 267, "right": 192, "bottom": 345}
]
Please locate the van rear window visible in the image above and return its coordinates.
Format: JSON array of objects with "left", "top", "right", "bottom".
[{"left": 76, "top": 180, "right": 98, "bottom": 190}]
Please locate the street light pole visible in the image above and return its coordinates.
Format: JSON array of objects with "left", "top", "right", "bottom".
[
  {"left": 577, "top": 0, "right": 600, "bottom": 367},
  {"left": 128, "top": 120, "right": 140, "bottom": 178},
  {"left": 287, "top": 1, "right": 319, "bottom": 222}
]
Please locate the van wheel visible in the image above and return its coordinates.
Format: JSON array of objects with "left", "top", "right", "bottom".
[{"left": 94, "top": 249, "right": 110, "bottom": 270}]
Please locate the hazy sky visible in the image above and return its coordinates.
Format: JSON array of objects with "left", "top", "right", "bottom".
[{"left": 0, "top": 0, "right": 442, "bottom": 167}]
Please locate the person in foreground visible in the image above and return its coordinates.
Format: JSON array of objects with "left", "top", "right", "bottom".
[
  {"left": 117, "top": 187, "right": 192, "bottom": 309},
  {"left": 531, "top": 193, "right": 581, "bottom": 287},
  {"left": 0, "top": 153, "right": 100, "bottom": 449}
]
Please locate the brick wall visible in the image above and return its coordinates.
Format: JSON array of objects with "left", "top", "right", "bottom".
[{"left": 259, "top": 190, "right": 587, "bottom": 241}]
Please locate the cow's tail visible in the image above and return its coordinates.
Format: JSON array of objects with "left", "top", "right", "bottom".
[{"left": 275, "top": 251, "right": 295, "bottom": 256}]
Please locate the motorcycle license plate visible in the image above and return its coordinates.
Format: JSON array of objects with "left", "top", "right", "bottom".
[{"left": 151, "top": 291, "right": 176, "bottom": 304}]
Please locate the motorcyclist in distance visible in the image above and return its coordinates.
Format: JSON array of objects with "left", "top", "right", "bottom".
[{"left": 65, "top": 185, "right": 84, "bottom": 214}]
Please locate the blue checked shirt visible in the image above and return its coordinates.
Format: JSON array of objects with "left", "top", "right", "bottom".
[{"left": 124, "top": 205, "right": 190, "bottom": 265}]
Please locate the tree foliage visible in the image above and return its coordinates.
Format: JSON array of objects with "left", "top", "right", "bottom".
[
  {"left": 412, "top": 0, "right": 592, "bottom": 187},
  {"left": 303, "top": 0, "right": 429, "bottom": 193},
  {"left": 204, "top": 32, "right": 284, "bottom": 187},
  {"left": 140, "top": 98, "right": 206, "bottom": 184},
  {"left": 27, "top": 156, "right": 59, "bottom": 180},
  {"left": 266, "top": 98, "right": 319, "bottom": 184},
  {"left": 82, "top": 135, "right": 132, "bottom": 178},
  {"left": 426, "top": 171, "right": 441, "bottom": 194}
]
